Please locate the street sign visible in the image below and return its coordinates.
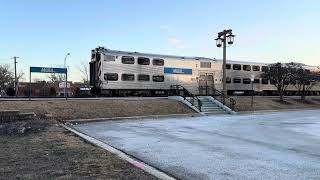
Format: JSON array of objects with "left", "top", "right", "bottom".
[{"left": 30, "top": 67, "right": 67, "bottom": 74}]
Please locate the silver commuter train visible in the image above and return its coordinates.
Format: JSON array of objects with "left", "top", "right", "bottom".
[{"left": 90, "top": 47, "right": 320, "bottom": 96}]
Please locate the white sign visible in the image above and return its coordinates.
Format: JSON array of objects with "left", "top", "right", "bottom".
[{"left": 59, "top": 82, "right": 70, "bottom": 88}]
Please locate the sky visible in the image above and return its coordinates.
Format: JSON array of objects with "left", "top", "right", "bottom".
[{"left": 1, "top": 0, "right": 320, "bottom": 82}]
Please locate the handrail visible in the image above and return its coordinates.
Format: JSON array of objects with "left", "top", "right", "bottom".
[
  {"left": 212, "top": 88, "right": 236, "bottom": 110},
  {"left": 170, "top": 85, "right": 202, "bottom": 112}
]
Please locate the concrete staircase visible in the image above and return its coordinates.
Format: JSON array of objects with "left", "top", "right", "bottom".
[{"left": 186, "top": 96, "right": 227, "bottom": 115}]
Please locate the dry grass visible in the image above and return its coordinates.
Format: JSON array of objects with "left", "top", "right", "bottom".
[
  {"left": 0, "top": 99, "right": 194, "bottom": 120},
  {"left": 233, "top": 96, "right": 320, "bottom": 112},
  {"left": 0, "top": 119, "right": 158, "bottom": 179}
]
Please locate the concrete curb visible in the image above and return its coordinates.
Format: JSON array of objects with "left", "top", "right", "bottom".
[
  {"left": 239, "top": 108, "right": 320, "bottom": 114},
  {"left": 60, "top": 124, "right": 176, "bottom": 180},
  {"left": 65, "top": 113, "right": 200, "bottom": 124}
]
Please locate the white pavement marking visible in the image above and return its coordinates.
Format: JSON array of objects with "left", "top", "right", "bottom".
[{"left": 60, "top": 124, "right": 176, "bottom": 180}]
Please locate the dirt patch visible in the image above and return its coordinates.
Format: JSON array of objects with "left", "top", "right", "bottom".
[
  {"left": 0, "top": 119, "right": 48, "bottom": 136},
  {"left": 233, "top": 96, "right": 320, "bottom": 112},
  {"left": 0, "top": 119, "right": 158, "bottom": 179},
  {"left": 0, "top": 99, "right": 194, "bottom": 120}
]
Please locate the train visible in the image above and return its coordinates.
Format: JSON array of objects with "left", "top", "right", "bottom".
[{"left": 89, "top": 47, "right": 320, "bottom": 96}]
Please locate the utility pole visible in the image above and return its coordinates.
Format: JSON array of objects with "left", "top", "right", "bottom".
[
  {"left": 64, "top": 53, "right": 70, "bottom": 100},
  {"left": 13, "top": 56, "right": 19, "bottom": 97},
  {"left": 215, "top": 29, "right": 235, "bottom": 104}
]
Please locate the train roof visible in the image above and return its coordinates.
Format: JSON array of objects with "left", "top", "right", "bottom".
[
  {"left": 98, "top": 48, "right": 215, "bottom": 62},
  {"left": 94, "top": 47, "right": 318, "bottom": 68}
]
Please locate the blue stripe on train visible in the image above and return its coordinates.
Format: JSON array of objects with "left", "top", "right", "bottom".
[{"left": 164, "top": 67, "right": 192, "bottom": 75}]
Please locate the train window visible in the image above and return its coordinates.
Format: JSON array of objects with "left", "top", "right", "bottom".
[
  {"left": 233, "top": 78, "right": 241, "bottom": 83},
  {"left": 243, "top": 78, "right": 251, "bottom": 84},
  {"left": 254, "top": 79, "right": 260, "bottom": 84},
  {"left": 152, "top": 59, "right": 164, "bottom": 66},
  {"left": 200, "top": 62, "right": 211, "bottom": 68},
  {"left": 243, "top": 65, "right": 251, "bottom": 71},
  {"left": 121, "top": 56, "right": 135, "bottom": 64},
  {"left": 104, "top": 55, "right": 115, "bottom": 61},
  {"left": 261, "top": 79, "right": 269, "bottom": 84},
  {"left": 153, "top": 75, "right": 164, "bottom": 82},
  {"left": 233, "top": 64, "right": 241, "bottom": 70},
  {"left": 138, "top": 74, "right": 150, "bottom": 81},
  {"left": 207, "top": 75, "right": 213, "bottom": 81},
  {"left": 253, "top": 65, "right": 260, "bottom": 71},
  {"left": 226, "top": 64, "right": 231, "bottom": 69},
  {"left": 104, "top": 73, "right": 118, "bottom": 81},
  {"left": 226, "top": 77, "right": 231, "bottom": 83},
  {"left": 262, "top": 66, "right": 269, "bottom": 72},
  {"left": 121, "top": 74, "right": 135, "bottom": 81},
  {"left": 138, "top": 57, "right": 150, "bottom": 65}
]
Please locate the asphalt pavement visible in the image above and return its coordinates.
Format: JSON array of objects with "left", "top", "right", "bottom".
[{"left": 74, "top": 110, "right": 320, "bottom": 180}]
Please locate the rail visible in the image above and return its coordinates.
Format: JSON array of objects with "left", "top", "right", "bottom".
[
  {"left": 170, "top": 85, "right": 202, "bottom": 112},
  {"left": 212, "top": 89, "right": 236, "bottom": 110}
]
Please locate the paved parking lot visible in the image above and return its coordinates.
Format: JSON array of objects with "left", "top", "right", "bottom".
[{"left": 74, "top": 110, "right": 320, "bottom": 180}]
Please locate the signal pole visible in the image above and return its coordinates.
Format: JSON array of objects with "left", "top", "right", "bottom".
[{"left": 13, "top": 56, "right": 19, "bottom": 96}]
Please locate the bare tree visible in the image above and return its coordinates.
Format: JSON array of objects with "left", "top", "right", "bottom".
[
  {"left": 0, "top": 64, "right": 14, "bottom": 87},
  {"left": 261, "top": 62, "right": 294, "bottom": 101},
  {"left": 77, "top": 61, "right": 89, "bottom": 86},
  {"left": 48, "top": 73, "right": 65, "bottom": 83},
  {"left": 289, "top": 63, "right": 319, "bottom": 100}
]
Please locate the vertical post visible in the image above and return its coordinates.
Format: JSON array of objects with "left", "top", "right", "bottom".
[
  {"left": 222, "top": 34, "right": 227, "bottom": 104},
  {"left": 251, "top": 82, "right": 254, "bottom": 108},
  {"left": 14, "top": 56, "right": 18, "bottom": 97},
  {"left": 65, "top": 70, "right": 68, "bottom": 100},
  {"left": 205, "top": 73, "right": 208, "bottom": 96},
  {"left": 29, "top": 68, "right": 31, "bottom": 101}
]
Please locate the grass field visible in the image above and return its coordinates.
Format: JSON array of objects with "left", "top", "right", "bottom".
[
  {"left": 0, "top": 98, "right": 195, "bottom": 120},
  {"left": 233, "top": 96, "right": 320, "bottom": 112},
  {"left": 0, "top": 119, "right": 158, "bottom": 179}
]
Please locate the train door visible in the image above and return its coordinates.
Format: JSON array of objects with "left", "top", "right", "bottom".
[{"left": 198, "top": 72, "right": 214, "bottom": 95}]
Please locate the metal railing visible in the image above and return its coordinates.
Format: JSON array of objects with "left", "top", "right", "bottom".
[
  {"left": 212, "top": 88, "right": 236, "bottom": 110},
  {"left": 170, "top": 85, "right": 202, "bottom": 112}
]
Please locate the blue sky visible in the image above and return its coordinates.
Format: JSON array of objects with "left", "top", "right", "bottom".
[{"left": 1, "top": 0, "right": 320, "bottom": 81}]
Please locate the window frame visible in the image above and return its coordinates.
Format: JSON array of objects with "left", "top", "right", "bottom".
[
  {"left": 152, "top": 75, "right": 165, "bottom": 82},
  {"left": 121, "top": 73, "right": 135, "bottom": 81},
  {"left": 233, "top": 78, "right": 241, "bottom": 83},
  {"left": 104, "top": 73, "right": 118, "bottom": 81},
  {"left": 138, "top": 57, "right": 150, "bottom": 65},
  {"left": 243, "top": 65, "right": 251, "bottom": 71},
  {"left": 137, "top": 74, "right": 150, "bottom": 81},
  {"left": 152, "top": 58, "right": 164, "bottom": 66},
  {"left": 252, "top": 65, "right": 260, "bottom": 71},
  {"left": 243, "top": 78, "right": 251, "bottom": 84},
  {"left": 226, "top": 64, "right": 231, "bottom": 69},
  {"left": 121, "top": 56, "right": 135, "bottom": 64},
  {"left": 233, "top": 64, "right": 242, "bottom": 70}
]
